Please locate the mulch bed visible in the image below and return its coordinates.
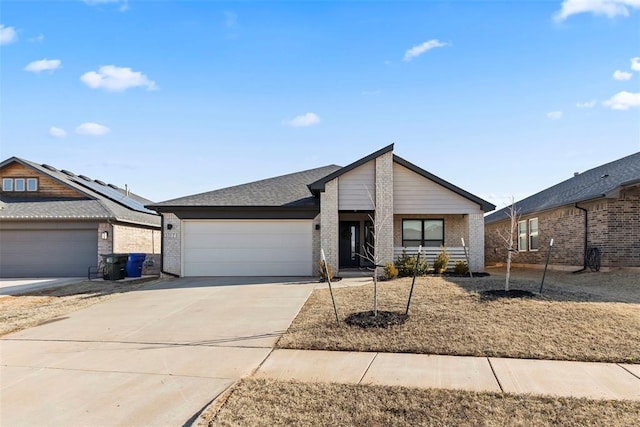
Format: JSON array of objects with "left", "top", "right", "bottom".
[{"left": 345, "top": 310, "right": 408, "bottom": 328}]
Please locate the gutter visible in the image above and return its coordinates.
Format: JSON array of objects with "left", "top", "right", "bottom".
[{"left": 572, "top": 203, "right": 588, "bottom": 274}]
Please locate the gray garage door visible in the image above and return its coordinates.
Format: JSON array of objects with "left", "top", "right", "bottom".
[{"left": 0, "top": 229, "right": 97, "bottom": 277}]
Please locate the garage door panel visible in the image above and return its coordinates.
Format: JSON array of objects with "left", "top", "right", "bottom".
[
  {"left": 182, "top": 220, "right": 312, "bottom": 276},
  {"left": 0, "top": 229, "right": 97, "bottom": 277}
]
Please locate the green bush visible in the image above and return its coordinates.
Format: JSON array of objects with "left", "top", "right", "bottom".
[
  {"left": 433, "top": 246, "right": 450, "bottom": 274},
  {"left": 384, "top": 262, "right": 398, "bottom": 280},
  {"left": 318, "top": 261, "right": 334, "bottom": 281},
  {"left": 453, "top": 260, "right": 469, "bottom": 275},
  {"left": 394, "top": 250, "right": 429, "bottom": 277}
]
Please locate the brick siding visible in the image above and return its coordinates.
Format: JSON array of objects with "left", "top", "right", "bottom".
[
  {"left": 375, "top": 151, "right": 394, "bottom": 266},
  {"left": 162, "top": 213, "right": 182, "bottom": 275},
  {"left": 320, "top": 179, "right": 339, "bottom": 273}
]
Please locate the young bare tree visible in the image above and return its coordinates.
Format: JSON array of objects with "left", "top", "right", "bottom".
[
  {"left": 496, "top": 197, "right": 520, "bottom": 292},
  {"left": 359, "top": 189, "right": 392, "bottom": 317}
]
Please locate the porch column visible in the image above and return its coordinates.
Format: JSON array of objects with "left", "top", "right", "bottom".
[
  {"left": 320, "top": 178, "right": 339, "bottom": 272},
  {"left": 467, "top": 213, "right": 485, "bottom": 271},
  {"left": 375, "top": 151, "right": 394, "bottom": 265}
]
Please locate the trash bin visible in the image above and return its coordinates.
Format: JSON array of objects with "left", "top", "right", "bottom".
[
  {"left": 125, "top": 253, "right": 146, "bottom": 278},
  {"left": 101, "top": 254, "right": 128, "bottom": 280}
]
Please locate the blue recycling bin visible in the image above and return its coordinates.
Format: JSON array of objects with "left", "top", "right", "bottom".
[{"left": 125, "top": 253, "right": 146, "bottom": 278}]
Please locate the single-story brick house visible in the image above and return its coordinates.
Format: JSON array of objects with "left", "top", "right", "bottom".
[
  {"left": 485, "top": 151, "right": 640, "bottom": 270},
  {"left": 0, "top": 157, "right": 161, "bottom": 277},
  {"left": 148, "top": 144, "right": 495, "bottom": 277}
]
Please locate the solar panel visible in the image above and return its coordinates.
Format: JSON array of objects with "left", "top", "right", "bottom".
[{"left": 72, "top": 179, "right": 157, "bottom": 215}]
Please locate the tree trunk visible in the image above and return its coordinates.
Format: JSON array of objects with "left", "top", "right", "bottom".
[
  {"left": 505, "top": 250, "right": 512, "bottom": 292},
  {"left": 373, "top": 267, "right": 378, "bottom": 317}
]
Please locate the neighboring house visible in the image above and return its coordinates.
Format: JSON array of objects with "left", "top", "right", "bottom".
[
  {"left": 148, "top": 144, "right": 495, "bottom": 277},
  {"left": 0, "top": 157, "right": 161, "bottom": 277},
  {"left": 485, "top": 152, "right": 640, "bottom": 270}
]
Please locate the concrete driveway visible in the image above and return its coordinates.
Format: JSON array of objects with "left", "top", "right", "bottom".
[
  {"left": 0, "top": 277, "right": 317, "bottom": 426},
  {"left": 0, "top": 277, "right": 85, "bottom": 296}
]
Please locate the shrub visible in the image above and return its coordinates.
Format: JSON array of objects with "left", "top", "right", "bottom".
[
  {"left": 394, "top": 250, "right": 429, "bottom": 277},
  {"left": 453, "top": 260, "right": 469, "bottom": 275},
  {"left": 433, "top": 246, "right": 450, "bottom": 274},
  {"left": 384, "top": 262, "right": 398, "bottom": 280},
  {"left": 318, "top": 261, "right": 334, "bottom": 281}
]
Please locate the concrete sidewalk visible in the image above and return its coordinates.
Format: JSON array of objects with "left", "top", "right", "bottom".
[{"left": 254, "top": 349, "right": 640, "bottom": 401}]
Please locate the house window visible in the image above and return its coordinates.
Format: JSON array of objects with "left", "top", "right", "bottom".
[
  {"left": 529, "top": 218, "right": 539, "bottom": 251},
  {"left": 518, "top": 221, "right": 527, "bottom": 251},
  {"left": 2, "top": 178, "right": 12, "bottom": 191},
  {"left": 27, "top": 178, "right": 38, "bottom": 191},
  {"left": 14, "top": 178, "right": 25, "bottom": 192},
  {"left": 402, "top": 219, "right": 444, "bottom": 247}
]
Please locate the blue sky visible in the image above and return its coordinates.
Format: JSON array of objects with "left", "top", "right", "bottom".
[{"left": 1, "top": 0, "right": 639, "bottom": 208}]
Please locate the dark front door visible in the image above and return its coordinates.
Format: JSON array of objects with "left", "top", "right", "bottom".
[{"left": 339, "top": 221, "right": 360, "bottom": 268}]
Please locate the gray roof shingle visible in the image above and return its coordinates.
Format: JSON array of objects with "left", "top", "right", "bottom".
[
  {"left": 0, "top": 157, "right": 160, "bottom": 227},
  {"left": 485, "top": 152, "right": 640, "bottom": 224},
  {"left": 149, "top": 165, "right": 342, "bottom": 208}
]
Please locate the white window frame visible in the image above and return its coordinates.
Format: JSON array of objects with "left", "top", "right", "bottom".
[
  {"left": 14, "top": 178, "right": 26, "bottom": 192},
  {"left": 517, "top": 220, "right": 527, "bottom": 252},
  {"left": 528, "top": 218, "right": 539, "bottom": 251},
  {"left": 2, "top": 178, "right": 13, "bottom": 191},
  {"left": 26, "top": 178, "right": 38, "bottom": 191}
]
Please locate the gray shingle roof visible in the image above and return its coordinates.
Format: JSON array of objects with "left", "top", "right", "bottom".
[
  {"left": 485, "top": 151, "right": 640, "bottom": 224},
  {"left": 150, "top": 165, "right": 342, "bottom": 208},
  {"left": 0, "top": 157, "right": 160, "bottom": 227}
]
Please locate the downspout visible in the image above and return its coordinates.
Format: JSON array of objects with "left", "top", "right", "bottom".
[
  {"left": 572, "top": 203, "right": 588, "bottom": 274},
  {"left": 159, "top": 212, "right": 179, "bottom": 278}
]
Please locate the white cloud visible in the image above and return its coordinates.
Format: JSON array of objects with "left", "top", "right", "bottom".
[
  {"left": 613, "top": 70, "right": 633, "bottom": 80},
  {"left": 224, "top": 11, "right": 237, "bottom": 28},
  {"left": 576, "top": 100, "right": 596, "bottom": 108},
  {"left": 28, "top": 34, "right": 44, "bottom": 43},
  {"left": 80, "top": 65, "right": 157, "bottom": 92},
  {"left": 0, "top": 25, "right": 18, "bottom": 45},
  {"left": 49, "top": 127, "right": 68, "bottom": 138},
  {"left": 554, "top": 0, "right": 640, "bottom": 22},
  {"left": 546, "top": 111, "right": 563, "bottom": 120},
  {"left": 631, "top": 57, "right": 640, "bottom": 72},
  {"left": 24, "top": 59, "right": 61, "bottom": 73},
  {"left": 83, "top": 0, "right": 128, "bottom": 10},
  {"left": 603, "top": 91, "right": 640, "bottom": 110},
  {"left": 76, "top": 122, "right": 111, "bottom": 136},
  {"left": 403, "top": 39, "right": 448, "bottom": 62},
  {"left": 284, "top": 112, "right": 321, "bottom": 128}
]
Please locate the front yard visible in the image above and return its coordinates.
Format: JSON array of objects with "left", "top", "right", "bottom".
[{"left": 277, "top": 270, "right": 640, "bottom": 363}]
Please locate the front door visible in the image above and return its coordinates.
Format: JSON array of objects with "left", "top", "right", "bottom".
[{"left": 339, "top": 221, "right": 360, "bottom": 268}]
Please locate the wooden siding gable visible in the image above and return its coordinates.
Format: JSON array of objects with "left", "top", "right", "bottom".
[
  {"left": 338, "top": 160, "right": 375, "bottom": 210},
  {"left": 393, "top": 163, "right": 481, "bottom": 214},
  {"left": 0, "top": 162, "right": 87, "bottom": 199}
]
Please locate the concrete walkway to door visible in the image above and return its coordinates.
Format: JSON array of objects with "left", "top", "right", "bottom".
[{"left": 0, "top": 277, "right": 317, "bottom": 426}]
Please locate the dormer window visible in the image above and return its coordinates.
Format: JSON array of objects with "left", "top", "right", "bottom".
[{"left": 1, "top": 177, "right": 38, "bottom": 192}]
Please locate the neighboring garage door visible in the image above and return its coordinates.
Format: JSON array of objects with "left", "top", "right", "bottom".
[
  {"left": 0, "top": 228, "right": 97, "bottom": 277},
  {"left": 183, "top": 220, "right": 313, "bottom": 276}
]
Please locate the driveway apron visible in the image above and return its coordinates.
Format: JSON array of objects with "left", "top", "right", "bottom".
[{"left": 0, "top": 277, "right": 316, "bottom": 426}]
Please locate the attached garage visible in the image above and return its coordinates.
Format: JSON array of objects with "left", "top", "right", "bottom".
[
  {"left": 182, "top": 220, "right": 313, "bottom": 276},
  {"left": 0, "top": 226, "right": 97, "bottom": 277}
]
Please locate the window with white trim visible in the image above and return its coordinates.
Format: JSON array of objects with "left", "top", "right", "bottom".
[
  {"left": 14, "top": 178, "right": 25, "bottom": 192},
  {"left": 1, "top": 177, "right": 39, "bottom": 192},
  {"left": 518, "top": 221, "right": 527, "bottom": 251},
  {"left": 529, "top": 218, "right": 539, "bottom": 251},
  {"left": 2, "top": 178, "right": 12, "bottom": 191}
]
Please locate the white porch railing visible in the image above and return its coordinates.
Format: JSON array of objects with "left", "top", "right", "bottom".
[{"left": 394, "top": 246, "right": 467, "bottom": 269}]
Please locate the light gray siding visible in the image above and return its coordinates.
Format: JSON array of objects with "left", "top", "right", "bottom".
[
  {"left": 338, "top": 160, "right": 375, "bottom": 210},
  {"left": 393, "top": 163, "right": 481, "bottom": 214}
]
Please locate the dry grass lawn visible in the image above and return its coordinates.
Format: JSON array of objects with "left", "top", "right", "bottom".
[
  {"left": 0, "top": 277, "right": 159, "bottom": 336},
  {"left": 277, "top": 270, "right": 640, "bottom": 363},
  {"left": 207, "top": 378, "right": 640, "bottom": 427}
]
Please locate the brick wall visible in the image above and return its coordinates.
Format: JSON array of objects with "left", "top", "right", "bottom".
[
  {"left": 97, "top": 223, "right": 113, "bottom": 265},
  {"left": 311, "top": 213, "right": 321, "bottom": 276},
  {"left": 320, "top": 179, "right": 339, "bottom": 273},
  {"left": 162, "top": 213, "right": 182, "bottom": 275},
  {"left": 467, "top": 213, "right": 485, "bottom": 271},
  {"left": 375, "top": 151, "right": 394, "bottom": 266},
  {"left": 113, "top": 224, "right": 160, "bottom": 254},
  {"left": 485, "top": 195, "right": 640, "bottom": 268}
]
